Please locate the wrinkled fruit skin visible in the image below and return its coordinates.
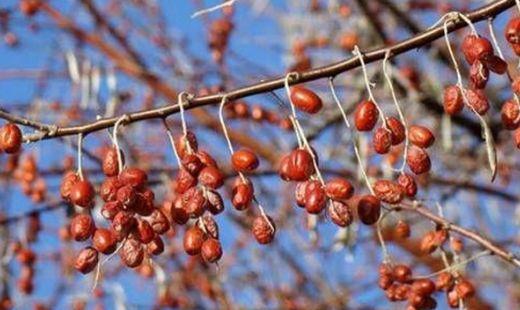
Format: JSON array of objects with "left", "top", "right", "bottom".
[
  {"left": 501, "top": 100, "right": 520, "bottom": 130},
  {"left": 469, "top": 60, "right": 489, "bottom": 89},
  {"left": 74, "top": 247, "right": 98, "bottom": 274},
  {"left": 406, "top": 146, "right": 431, "bottom": 175},
  {"left": 328, "top": 201, "right": 353, "bottom": 227},
  {"left": 252, "top": 215, "right": 276, "bottom": 244},
  {"left": 505, "top": 17, "right": 520, "bottom": 44},
  {"left": 102, "top": 147, "right": 124, "bottom": 177},
  {"left": 201, "top": 238, "right": 223, "bottom": 263},
  {"left": 373, "top": 180, "right": 404, "bottom": 204},
  {"left": 408, "top": 125, "right": 435, "bottom": 149},
  {"left": 386, "top": 117, "right": 405, "bottom": 145},
  {"left": 354, "top": 100, "right": 379, "bottom": 131},
  {"left": 443, "top": 85, "right": 464, "bottom": 115},
  {"left": 120, "top": 238, "right": 144, "bottom": 268},
  {"left": 373, "top": 127, "right": 392, "bottom": 154},
  {"left": 397, "top": 173, "right": 417, "bottom": 197},
  {"left": 461, "top": 35, "right": 493, "bottom": 65},
  {"left": 466, "top": 88, "right": 489, "bottom": 115},
  {"left": 198, "top": 166, "right": 224, "bottom": 189},
  {"left": 357, "top": 195, "right": 381, "bottom": 225},
  {"left": 70, "top": 214, "right": 95, "bottom": 242},
  {"left": 290, "top": 86, "right": 323, "bottom": 114},
  {"left": 0, "top": 123, "right": 22, "bottom": 154}
]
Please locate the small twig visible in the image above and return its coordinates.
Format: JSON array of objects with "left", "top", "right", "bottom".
[{"left": 191, "top": 0, "right": 237, "bottom": 18}]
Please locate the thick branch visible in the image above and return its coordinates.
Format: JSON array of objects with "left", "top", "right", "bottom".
[{"left": 21, "top": 0, "right": 515, "bottom": 144}]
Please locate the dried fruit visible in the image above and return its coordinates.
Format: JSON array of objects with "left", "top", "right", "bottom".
[
  {"left": 181, "top": 154, "right": 204, "bottom": 176},
  {"left": 120, "top": 238, "right": 144, "bottom": 268},
  {"left": 435, "top": 272, "right": 454, "bottom": 291},
  {"left": 170, "top": 197, "right": 189, "bottom": 225},
  {"left": 304, "top": 185, "right": 327, "bottom": 214},
  {"left": 147, "top": 236, "right": 165, "bottom": 255},
  {"left": 354, "top": 100, "right": 379, "bottom": 131},
  {"left": 148, "top": 209, "right": 170, "bottom": 234},
  {"left": 202, "top": 214, "right": 219, "bottom": 239},
  {"left": 505, "top": 17, "right": 520, "bottom": 44},
  {"left": 466, "top": 88, "right": 489, "bottom": 115},
  {"left": 408, "top": 125, "right": 435, "bottom": 149},
  {"left": 420, "top": 231, "right": 438, "bottom": 254},
  {"left": 232, "top": 180, "right": 254, "bottom": 211},
  {"left": 136, "top": 220, "right": 155, "bottom": 244},
  {"left": 174, "top": 131, "right": 198, "bottom": 159},
  {"left": 101, "top": 201, "right": 122, "bottom": 220},
  {"left": 373, "top": 127, "right": 392, "bottom": 154},
  {"left": 116, "top": 185, "right": 138, "bottom": 210},
  {"left": 280, "top": 149, "right": 315, "bottom": 181},
  {"left": 252, "top": 215, "right": 276, "bottom": 244},
  {"left": 92, "top": 228, "right": 117, "bottom": 254},
  {"left": 324, "top": 178, "right": 354, "bottom": 200},
  {"left": 69, "top": 214, "right": 95, "bottom": 242},
  {"left": 102, "top": 147, "right": 123, "bottom": 177},
  {"left": 412, "top": 279, "right": 435, "bottom": 296},
  {"left": 443, "top": 85, "right": 464, "bottom": 115},
  {"left": 469, "top": 60, "right": 489, "bottom": 89},
  {"left": 174, "top": 168, "right": 197, "bottom": 194},
  {"left": 397, "top": 173, "right": 417, "bottom": 197},
  {"left": 196, "top": 150, "right": 219, "bottom": 168},
  {"left": 406, "top": 146, "right": 431, "bottom": 175},
  {"left": 328, "top": 201, "right": 353, "bottom": 227},
  {"left": 393, "top": 264, "right": 412, "bottom": 283},
  {"left": 100, "top": 177, "right": 121, "bottom": 202},
  {"left": 112, "top": 211, "right": 137, "bottom": 239},
  {"left": 357, "top": 195, "right": 381, "bottom": 225},
  {"left": 386, "top": 117, "right": 406, "bottom": 145},
  {"left": 461, "top": 35, "right": 493, "bottom": 65},
  {"left": 290, "top": 86, "right": 323, "bottom": 114},
  {"left": 0, "top": 123, "right": 22, "bottom": 154},
  {"left": 74, "top": 247, "right": 98, "bottom": 274},
  {"left": 201, "top": 238, "right": 223, "bottom": 263},
  {"left": 69, "top": 180, "right": 95, "bottom": 208},
  {"left": 501, "top": 100, "right": 520, "bottom": 130},
  {"left": 373, "top": 180, "right": 404, "bottom": 204},
  {"left": 455, "top": 279, "right": 475, "bottom": 299},
  {"left": 119, "top": 168, "right": 148, "bottom": 189},
  {"left": 206, "top": 189, "right": 225, "bottom": 215},
  {"left": 183, "top": 226, "right": 205, "bottom": 255},
  {"left": 231, "top": 148, "right": 259, "bottom": 172},
  {"left": 60, "top": 171, "right": 80, "bottom": 201},
  {"left": 183, "top": 187, "right": 207, "bottom": 218},
  {"left": 198, "top": 166, "right": 224, "bottom": 189},
  {"left": 394, "top": 220, "right": 411, "bottom": 239}
]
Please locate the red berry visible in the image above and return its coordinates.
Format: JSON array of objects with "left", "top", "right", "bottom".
[
  {"left": 0, "top": 123, "right": 22, "bottom": 154},
  {"left": 231, "top": 148, "right": 259, "bottom": 172},
  {"left": 290, "top": 86, "right": 323, "bottom": 114},
  {"left": 354, "top": 100, "right": 379, "bottom": 131}
]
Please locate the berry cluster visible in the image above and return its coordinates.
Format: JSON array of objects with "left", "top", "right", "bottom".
[
  {"left": 61, "top": 147, "right": 171, "bottom": 274},
  {"left": 378, "top": 262, "right": 475, "bottom": 309},
  {"left": 279, "top": 87, "right": 355, "bottom": 226}
]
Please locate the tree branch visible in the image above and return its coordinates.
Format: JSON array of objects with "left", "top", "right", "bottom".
[{"left": 19, "top": 0, "right": 515, "bottom": 144}]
